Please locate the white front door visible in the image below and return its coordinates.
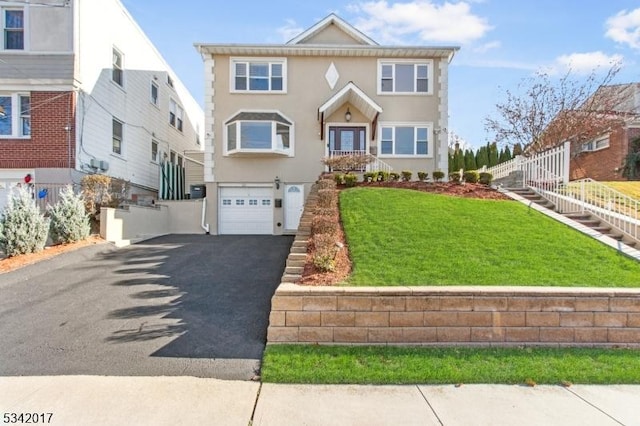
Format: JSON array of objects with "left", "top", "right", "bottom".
[{"left": 284, "top": 184, "right": 304, "bottom": 231}]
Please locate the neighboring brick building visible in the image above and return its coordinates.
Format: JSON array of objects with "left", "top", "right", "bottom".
[
  {"left": 0, "top": 0, "right": 203, "bottom": 211},
  {"left": 569, "top": 83, "right": 640, "bottom": 181}
]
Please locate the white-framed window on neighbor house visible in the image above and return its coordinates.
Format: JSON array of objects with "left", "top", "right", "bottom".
[
  {"left": 112, "top": 47, "right": 124, "bottom": 87},
  {"left": 151, "top": 140, "right": 159, "bottom": 162},
  {"left": 170, "top": 150, "right": 176, "bottom": 164},
  {"left": 231, "top": 58, "right": 286, "bottom": 93},
  {"left": 169, "top": 99, "right": 183, "bottom": 131},
  {"left": 378, "top": 60, "right": 432, "bottom": 94},
  {"left": 150, "top": 81, "right": 159, "bottom": 106},
  {"left": 167, "top": 74, "right": 174, "bottom": 89},
  {"left": 0, "top": 93, "right": 30, "bottom": 138},
  {"left": 224, "top": 111, "right": 293, "bottom": 156},
  {"left": 379, "top": 123, "right": 433, "bottom": 157},
  {"left": 3, "top": 8, "right": 24, "bottom": 50},
  {"left": 177, "top": 155, "right": 183, "bottom": 167},
  {"left": 581, "top": 135, "right": 610, "bottom": 152},
  {"left": 112, "top": 118, "right": 123, "bottom": 155}
]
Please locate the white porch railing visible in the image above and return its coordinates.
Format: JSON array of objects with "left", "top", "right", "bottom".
[{"left": 329, "top": 150, "right": 393, "bottom": 174}]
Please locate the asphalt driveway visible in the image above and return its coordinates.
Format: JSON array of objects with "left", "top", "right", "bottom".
[{"left": 0, "top": 234, "right": 293, "bottom": 380}]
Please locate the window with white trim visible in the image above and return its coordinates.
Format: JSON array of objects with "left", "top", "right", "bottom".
[
  {"left": 112, "top": 47, "right": 124, "bottom": 87},
  {"left": 378, "top": 60, "right": 432, "bottom": 94},
  {"left": 3, "top": 8, "right": 24, "bottom": 50},
  {"left": 151, "top": 140, "right": 158, "bottom": 162},
  {"left": 169, "top": 99, "right": 183, "bottom": 131},
  {"left": 225, "top": 111, "right": 293, "bottom": 155},
  {"left": 581, "top": 136, "right": 610, "bottom": 152},
  {"left": 170, "top": 150, "right": 176, "bottom": 164},
  {"left": 0, "top": 93, "right": 30, "bottom": 138},
  {"left": 112, "top": 118, "right": 123, "bottom": 155},
  {"left": 231, "top": 58, "right": 286, "bottom": 92},
  {"left": 150, "top": 81, "right": 159, "bottom": 105},
  {"left": 379, "top": 124, "right": 432, "bottom": 157}
]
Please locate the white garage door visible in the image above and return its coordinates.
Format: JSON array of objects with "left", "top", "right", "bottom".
[{"left": 219, "top": 187, "right": 273, "bottom": 234}]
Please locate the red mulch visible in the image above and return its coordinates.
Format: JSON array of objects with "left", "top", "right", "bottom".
[{"left": 299, "top": 182, "right": 510, "bottom": 285}]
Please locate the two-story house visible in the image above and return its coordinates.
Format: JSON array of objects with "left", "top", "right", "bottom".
[
  {"left": 196, "top": 14, "right": 458, "bottom": 235},
  {"left": 0, "top": 0, "right": 203, "bottom": 211}
]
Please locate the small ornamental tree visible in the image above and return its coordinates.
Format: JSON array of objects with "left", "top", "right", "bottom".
[
  {"left": 48, "top": 185, "right": 91, "bottom": 244},
  {"left": 0, "top": 187, "right": 50, "bottom": 257}
]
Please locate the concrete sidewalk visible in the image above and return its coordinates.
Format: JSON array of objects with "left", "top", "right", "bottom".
[{"left": 1, "top": 376, "right": 639, "bottom": 426}]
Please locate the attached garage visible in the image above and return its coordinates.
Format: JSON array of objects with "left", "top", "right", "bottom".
[{"left": 218, "top": 186, "right": 273, "bottom": 234}]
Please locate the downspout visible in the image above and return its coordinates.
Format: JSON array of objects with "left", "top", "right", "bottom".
[{"left": 201, "top": 197, "right": 210, "bottom": 234}]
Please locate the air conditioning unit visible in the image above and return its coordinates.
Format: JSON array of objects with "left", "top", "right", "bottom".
[
  {"left": 99, "top": 160, "right": 109, "bottom": 171},
  {"left": 90, "top": 158, "right": 100, "bottom": 169}
]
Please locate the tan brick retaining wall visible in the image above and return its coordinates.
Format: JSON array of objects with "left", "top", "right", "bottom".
[{"left": 267, "top": 285, "right": 640, "bottom": 346}]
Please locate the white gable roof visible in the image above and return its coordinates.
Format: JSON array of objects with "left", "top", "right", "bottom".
[
  {"left": 319, "top": 81, "right": 382, "bottom": 121},
  {"left": 287, "top": 13, "right": 378, "bottom": 46}
]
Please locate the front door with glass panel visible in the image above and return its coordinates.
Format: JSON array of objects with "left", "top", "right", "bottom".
[{"left": 328, "top": 127, "right": 366, "bottom": 155}]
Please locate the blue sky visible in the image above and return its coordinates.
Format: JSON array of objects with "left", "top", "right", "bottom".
[{"left": 122, "top": 0, "right": 640, "bottom": 149}]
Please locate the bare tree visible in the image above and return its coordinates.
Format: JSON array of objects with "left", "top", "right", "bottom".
[{"left": 484, "top": 64, "right": 627, "bottom": 154}]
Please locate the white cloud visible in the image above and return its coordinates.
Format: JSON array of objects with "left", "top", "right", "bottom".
[
  {"left": 473, "top": 40, "right": 501, "bottom": 53},
  {"left": 349, "top": 1, "right": 491, "bottom": 45},
  {"left": 552, "top": 51, "right": 624, "bottom": 75},
  {"left": 277, "top": 19, "right": 304, "bottom": 42},
  {"left": 605, "top": 8, "right": 640, "bottom": 49}
]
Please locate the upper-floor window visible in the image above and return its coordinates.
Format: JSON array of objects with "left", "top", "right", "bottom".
[
  {"left": 170, "top": 150, "right": 176, "bottom": 164},
  {"left": 112, "top": 118, "right": 123, "bottom": 155},
  {"left": 231, "top": 58, "right": 286, "bottom": 93},
  {"left": 378, "top": 60, "right": 432, "bottom": 94},
  {"left": 581, "top": 135, "right": 610, "bottom": 152},
  {"left": 169, "top": 99, "right": 183, "bottom": 131},
  {"left": 112, "top": 47, "right": 124, "bottom": 87},
  {"left": 150, "top": 81, "right": 159, "bottom": 106},
  {"left": 3, "top": 9, "right": 24, "bottom": 50},
  {"left": 167, "top": 75, "right": 174, "bottom": 88},
  {"left": 379, "top": 123, "right": 432, "bottom": 157},
  {"left": 225, "top": 111, "right": 293, "bottom": 156},
  {"left": 151, "top": 140, "right": 158, "bottom": 162},
  {"left": 0, "top": 93, "right": 30, "bottom": 138}
]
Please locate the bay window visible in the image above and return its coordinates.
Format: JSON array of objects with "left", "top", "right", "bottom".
[{"left": 225, "top": 111, "right": 293, "bottom": 155}]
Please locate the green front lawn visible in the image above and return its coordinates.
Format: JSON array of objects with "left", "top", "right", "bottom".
[
  {"left": 339, "top": 188, "right": 640, "bottom": 286},
  {"left": 262, "top": 345, "right": 640, "bottom": 385}
]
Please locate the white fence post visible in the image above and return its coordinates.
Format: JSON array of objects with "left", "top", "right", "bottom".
[{"left": 562, "top": 141, "right": 571, "bottom": 185}]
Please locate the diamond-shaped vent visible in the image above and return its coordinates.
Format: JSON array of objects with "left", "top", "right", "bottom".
[{"left": 325, "top": 62, "right": 339, "bottom": 89}]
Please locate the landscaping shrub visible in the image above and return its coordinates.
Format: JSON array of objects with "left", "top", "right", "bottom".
[
  {"left": 432, "top": 171, "right": 445, "bottom": 182},
  {"left": 312, "top": 233, "right": 339, "bottom": 272},
  {"left": 314, "top": 206, "right": 337, "bottom": 217},
  {"left": 362, "top": 172, "right": 376, "bottom": 183},
  {"left": 343, "top": 173, "right": 358, "bottom": 187},
  {"left": 317, "top": 188, "right": 337, "bottom": 208},
  {"left": 312, "top": 215, "right": 339, "bottom": 236},
  {"left": 449, "top": 172, "right": 461, "bottom": 183},
  {"left": 463, "top": 170, "right": 479, "bottom": 183},
  {"left": 401, "top": 170, "right": 413, "bottom": 182},
  {"left": 389, "top": 172, "right": 400, "bottom": 181},
  {"left": 333, "top": 173, "right": 345, "bottom": 185},
  {"left": 479, "top": 172, "right": 493, "bottom": 186},
  {"left": 322, "top": 154, "right": 373, "bottom": 173},
  {"left": 417, "top": 171, "right": 428, "bottom": 182},
  {"left": 81, "top": 174, "right": 129, "bottom": 223},
  {"left": 317, "top": 178, "right": 337, "bottom": 190},
  {"left": 48, "top": 185, "right": 91, "bottom": 244},
  {"left": 0, "top": 187, "right": 50, "bottom": 257},
  {"left": 378, "top": 171, "right": 390, "bottom": 182}
]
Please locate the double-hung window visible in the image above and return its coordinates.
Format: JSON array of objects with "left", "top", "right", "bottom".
[
  {"left": 581, "top": 135, "right": 610, "bottom": 152},
  {"left": 225, "top": 111, "right": 293, "bottom": 155},
  {"left": 151, "top": 140, "right": 158, "bottom": 162},
  {"left": 112, "top": 118, "right": 123, "bottom": 155},
  {"left": 379, "top": 124, "right": 432, "bottom": 157},
  {"left": 3, "top": 9, "right": 24, "bottom": 50},
  {"left": 150, "top": 81, "right": 159, "bottom": 106},
  {"left": 112, "top": 47, "right": 124, "bottom": 87},
  {"left": 231, "top": 58, "right": 286, "bottom": 93},
  {"left": 378, "top": 60, "right": 432, "bottom": 94},
  {"left": 169, "top": 99, "right": 183, "bottom": 131},
  {"left": 0, "top": 93, "right": 30, "bottom": 138}
]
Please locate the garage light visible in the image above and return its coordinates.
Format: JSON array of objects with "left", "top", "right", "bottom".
[{"left": 275, "top": 176, "right": 281, "bottom": 190}]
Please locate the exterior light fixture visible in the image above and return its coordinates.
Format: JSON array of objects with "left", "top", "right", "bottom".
[
  {"left": 345, "top": 108, "right": 352, "bottom": 122},
  {"left": 275, "top": 176, "right": 281, "bottom": 190}
]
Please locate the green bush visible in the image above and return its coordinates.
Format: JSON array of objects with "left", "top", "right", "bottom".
[
  {"left": 401, "top": 170, "right": 413, "bottom": 182},
  {"left": 390, "top": 172, "right": 400, "bottom": 181},
  {"left": 343, "top": 173, "right": 358, "bottom": 187},
  {"left": 449, "top": 172, "right": 462, "bottom": 183},
  {"left": 463, "top": 170, "right": 479, "bottom": 184},
  {"left": 378, "top": 171, "right": 390, "bottom": 182},
  {"left": 432, "top": 171, "right": 445, "bottom": 182},
  {"left": 48, "top": 185, "right": 91, "bottom": 244},
  {"left": 334, "top": 173, "right": 345, "bottom": 185},
  {"left": 0, "top": 187, "right": 50, "bottom": 257},
  {"left": 417, "top": 172, "right": 428, "bottom": 181},
  {"left": 312, "top": 233, "right": 338, "bottom": 272},
  {"left": 362, "top": 172, "right": 376, "bottom": 183},
  {"left": 479, "top": 172, "right": 493, "bottom": 185}
]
